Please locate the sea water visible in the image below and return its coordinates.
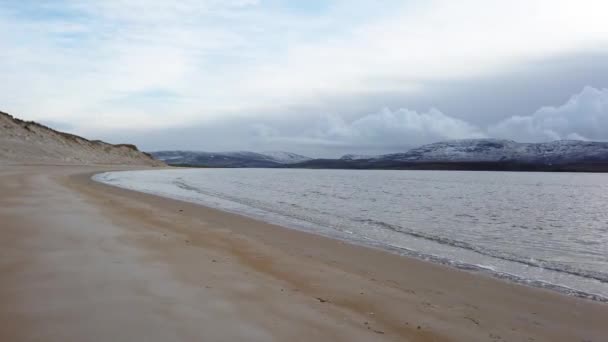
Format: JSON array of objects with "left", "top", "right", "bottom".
[{"left": 94, "top": 168, "right": 608, "bottom": 301}]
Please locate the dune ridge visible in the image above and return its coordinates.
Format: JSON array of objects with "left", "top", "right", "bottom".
[{"left": 0, "top": 111, "right": 164, "bottom": 166}]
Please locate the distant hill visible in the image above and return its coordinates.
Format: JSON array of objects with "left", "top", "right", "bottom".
[
  {"left": 340, "top": 154, "right": 375, "bottom": 161},
  {"left": 0, "top": 111, "right": 164, "bottom": 166},
  {"left": 291, "top": 139, "right": 608, "bottom": 172},
  {"left": 151, "top": 139, "right": 608, "bottom": 172},
  {"left": 374, "top": 139, "right": 608, "bottom": 164},
  {"left": 151, "top": 150, "right": 312, "bottom": 167}
]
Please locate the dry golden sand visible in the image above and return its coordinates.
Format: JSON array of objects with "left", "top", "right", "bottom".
[{"left": 1, "top": 165, "right": 607, "bottom": 341}]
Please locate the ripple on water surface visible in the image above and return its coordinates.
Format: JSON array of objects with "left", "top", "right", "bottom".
[{"left": 94, "top": 169, "right": 608, "bottom": 301}]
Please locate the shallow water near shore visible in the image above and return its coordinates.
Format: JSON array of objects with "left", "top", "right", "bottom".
[{"left": 94, "top": 168, "right": 608, "bottom": 301}]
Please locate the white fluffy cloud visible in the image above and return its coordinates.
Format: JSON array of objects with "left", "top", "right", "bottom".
[
  {"left": 104, "top": 86, "right": 608, "bottom": 156},
  {"left": 489, "top": 87, "right": 608, "bottom": 142},
  {"left": 311, "top": 108, "right": 486, "bottom": 148},
  {"left": 247, "top": 87, "right": 608, "bottom": 154}
]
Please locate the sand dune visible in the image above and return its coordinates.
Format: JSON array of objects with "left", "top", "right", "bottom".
[{"left": 0, "top": 111, "right": 163, "bottom": 166}]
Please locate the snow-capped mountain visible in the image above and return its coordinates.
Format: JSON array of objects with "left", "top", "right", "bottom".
[
  {"left": 152, "top": 139, "right": 608, "bottom": 171},
  {"left": 150, "top": 150, "right": 311, "bottom": 167},
  {"left": 376, "top": 139, "right": 608, "bottom": 164},
  {"left": 260, "top": 151, "right": 312, "bottom": 164}
]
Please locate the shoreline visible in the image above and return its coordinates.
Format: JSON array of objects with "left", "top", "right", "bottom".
[
  {"left": 1, "top": 165, "right": 607, "bottom": 341},
  {"left": 93, "top": 169, "right": 608, "bottom": 304}
]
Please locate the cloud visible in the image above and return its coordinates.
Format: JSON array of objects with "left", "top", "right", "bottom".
[
  {"left": 309, "top": 108, "right": 486, "bottom": 148},
  {"left": 231, "top": 0, "right": 608, "bottom": 109},
  {"left": 1, "top": 0, "right": 608, "bottom": 136},
  {"left": 245, "top": 87, "right": 608, "bottom": 154},
  {"left": 96, "top": 86, "right": 608, "bottom": 157},
  {"left": 489, "top": 87, "right": 608, "bottom": 142}
]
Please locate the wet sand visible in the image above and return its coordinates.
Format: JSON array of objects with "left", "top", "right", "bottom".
[{"left": 1, "top": 165, "right": 607, "bottom": 341}]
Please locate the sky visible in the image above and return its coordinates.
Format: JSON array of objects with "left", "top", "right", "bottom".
[{"left": 1, "top": 0, "right": 608, "bottom": 157}]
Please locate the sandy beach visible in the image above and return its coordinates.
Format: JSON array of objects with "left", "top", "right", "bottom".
[{"left": 1, "top": 165, "right": 607, "bottom": 342}]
